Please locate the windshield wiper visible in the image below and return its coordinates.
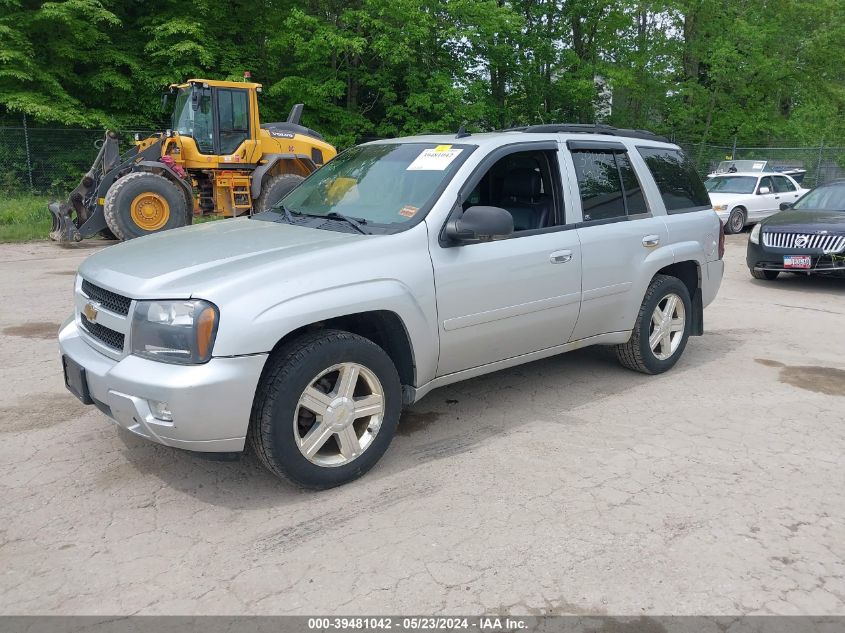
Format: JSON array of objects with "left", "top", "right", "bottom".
[
  {"left": 272, "top": 203, "right": 296, "bottom": 224},
  {"left": 289, "top": 210, "right": 370, "bottom": 235},
  {"left": 324, "top": 212, "right": 369, "bottom": 234}
]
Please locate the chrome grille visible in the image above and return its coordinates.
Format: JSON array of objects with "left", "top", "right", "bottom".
[
  {"left": 80, "top": 315, "right": 125, "bottom": 350},
  {"left": 762, "top": 232, "right": 845, "bottom": 253},
  {"left": 81, "top": 279, "right": 131, "bottom": 316}
]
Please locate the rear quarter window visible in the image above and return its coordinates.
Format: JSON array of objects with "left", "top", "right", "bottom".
[{"left": 637, "top": 147, "right": 710, "bottom": 214}]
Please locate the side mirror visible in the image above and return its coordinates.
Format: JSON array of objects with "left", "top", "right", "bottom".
[
  {"left": 779, "top": 202, "right": 792, "bottom": 211},
  {"left": 445, "top": 206, "right": 514, "bottom": 243},
  {"left": 758, "top": 186, "right": 770, "bottom": 195}
]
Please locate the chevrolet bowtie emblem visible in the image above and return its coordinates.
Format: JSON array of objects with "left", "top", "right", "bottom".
[{"left": 83, "top": 302, "right": 98, "bottom": 322}]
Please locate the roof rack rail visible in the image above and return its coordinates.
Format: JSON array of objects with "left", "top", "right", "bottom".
[{"left": 504, "top": 123, "right": 670, "bottom": 143}]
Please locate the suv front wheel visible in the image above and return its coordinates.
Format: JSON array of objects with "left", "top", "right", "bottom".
[
  {"left": 250, "top": 330, "right": 402, "bottom": 488},
  {"left": 616, "top": 274, "right": 692, "bottom": 375}
]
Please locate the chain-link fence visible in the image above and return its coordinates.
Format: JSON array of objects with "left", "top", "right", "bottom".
[
  {"left": 2, "top": 124, "right": 844, "bottom": 196},
  {"left": 0, "top": 126, "right": 154, "bottom": 196},
  {"left": 677, "top": 141, "right": 845, "bottom": 188}
]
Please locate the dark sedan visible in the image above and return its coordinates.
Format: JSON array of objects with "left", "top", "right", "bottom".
[{"left": 747, "top": 180, "right": 845, "bottom": 280}]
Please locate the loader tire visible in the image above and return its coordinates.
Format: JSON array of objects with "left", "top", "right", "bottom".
[
  {"left": 253, "top": 174, "right": 305, "bottom": 213},
  {"left": 104, "top": 172, "right": 188, "bottom": 240}
]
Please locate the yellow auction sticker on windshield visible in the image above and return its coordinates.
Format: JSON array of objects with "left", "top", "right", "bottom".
[{"left": 407, "top": 147, "right": 463, "bottom": 171}]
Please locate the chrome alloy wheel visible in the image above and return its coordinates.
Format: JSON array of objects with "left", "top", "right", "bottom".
[
  {"left": 293, "top": 362, "right": 385, "bottom": 467},
  {"left": 649, "top": 293, "right": 686, "bottom": 361}
]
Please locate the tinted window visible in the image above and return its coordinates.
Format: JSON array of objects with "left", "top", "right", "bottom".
[
  {"left": 772, "top": 175, "right": 796, "bottom": 192},
  {"left": 758, "top": 176, "right": 774, "bottom": 193},
  {"left": 572, "top": 151, "right": 626, "bottom": 221},
  {"left": 617, "top": 152, "right": 647, "bottom": 215},
  {"left": 637, "top": 148, "right": 710, "bottom": 213},
  {"left": 572, "top": 150, "right": 647, "bottom": 221}
]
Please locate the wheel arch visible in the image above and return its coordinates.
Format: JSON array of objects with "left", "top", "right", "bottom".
[
  {"left": 654, "top": 260, "right": 704, "bottom": 336},
  {"left": 260, "top": 309, "right": 417, "bottom": 401},
  {"left": 251, "top": 154, "right": 317, "bottom": 199}
]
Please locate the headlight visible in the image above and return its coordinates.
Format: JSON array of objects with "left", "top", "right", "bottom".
[
  {"left": 750, "top": 223, "right": 761, "bottom": 245},
  {"left": 713, "top": 204, "right": 728, "bottom": 212},
  {"left": 131, "top": 299, "right": 218, "bottom": 364}
]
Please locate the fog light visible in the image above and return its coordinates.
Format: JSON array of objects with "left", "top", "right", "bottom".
[{"left": 149, "top": 400, "right": 173, "bottom": 422}]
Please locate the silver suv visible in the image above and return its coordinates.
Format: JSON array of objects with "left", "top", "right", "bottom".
[{"left": 59, "top": 125, "right": 724, "bottom": 488}]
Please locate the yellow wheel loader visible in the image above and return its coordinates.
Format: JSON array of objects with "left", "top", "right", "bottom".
[{"left": 48, "top": 79, "right": 337, "bottom": 242}]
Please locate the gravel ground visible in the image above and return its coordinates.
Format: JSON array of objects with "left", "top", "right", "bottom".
[{"left": 1, "top": 234, "right": 843, "bottom": 616}]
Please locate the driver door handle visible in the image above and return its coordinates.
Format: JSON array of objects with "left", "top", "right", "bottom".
[
  {"left": 642, "top": 235, "right": 660, "bottom": 247},
  {"left": 550, "top": 250, "right": 573, "bottom": 264}
]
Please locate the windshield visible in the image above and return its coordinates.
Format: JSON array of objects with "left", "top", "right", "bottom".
[
  {"left": 171, "top": 86, "right": 214, "bottom": 153},
  {"left": 276, "top": 143, "right": 472, "bottom": 228},
  {"left": 714, "top": 160, "right": 767, "bottom": 173},
  {"left": 705, "top": 176, "right": 757, "bottom": 194},
  {"left": 793, "top": 183, "right": 845, "bottom": 211}
]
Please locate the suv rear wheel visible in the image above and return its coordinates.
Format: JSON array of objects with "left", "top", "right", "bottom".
[
  {"left": 250, "top": 330, "right": 401, "bottom": 489},
  {"left": 616, "top": 274, "right": 692, "bottom": 375}
]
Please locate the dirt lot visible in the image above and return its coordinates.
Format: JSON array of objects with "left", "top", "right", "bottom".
[{"left": 1, "top": 234, "right": 843, "bottom": 616}]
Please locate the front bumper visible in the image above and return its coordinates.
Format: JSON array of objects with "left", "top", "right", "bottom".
[
  {"left": 746, "top": 241, "right": 845, "bottom": 276},
  {"left": 59, "top": 318, "right": 267, "bottom": 452}
]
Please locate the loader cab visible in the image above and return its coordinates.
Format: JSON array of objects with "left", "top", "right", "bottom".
[{"left": 168, "top": 80, "right": 261, "bottom": 158}]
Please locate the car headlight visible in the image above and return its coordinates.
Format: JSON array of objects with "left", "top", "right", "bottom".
[
  {"left": 750, "top": 223, "right": 761, "bottom": 244},
  {"left": 713, "top": 204, "right": 728, "bottom": 212},
  {"left": 131, "top": 299, "right": 218, "bottom": 364}
]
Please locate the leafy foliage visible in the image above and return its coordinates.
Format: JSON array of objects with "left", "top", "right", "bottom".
[{"left": 1, "top": 0, "right": 843, "bottom": 145}]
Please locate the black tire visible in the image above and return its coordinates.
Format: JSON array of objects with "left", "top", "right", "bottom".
[
  {"left": 750, "top": 268, "right": 779, "bottom": 280},
  {"left": 253, "top": 173, "right": 305, "bottom": 213},
  {"left": 249, "top": 329, "right": 402, "bottom": 489},
  {"left": 103, "top": 171, "right": 188, "bottom": 240},
  {"left": 615, "top": 274, "right": 692, "bottom": 375},
  {"left": 724, "top": 207, "right": 746, "bottom": 234}
]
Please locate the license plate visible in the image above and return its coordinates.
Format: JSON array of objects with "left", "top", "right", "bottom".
[
  {"left": 62, "top": 355, "right": 93, "bottom": 404},
  {"left": 783, "top": 255, "right": 812, "bottom": 269}
]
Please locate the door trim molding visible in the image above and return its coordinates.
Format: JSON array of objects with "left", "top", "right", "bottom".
[{"left": 442, "top": 291, "right": 581, "bottom": 331}]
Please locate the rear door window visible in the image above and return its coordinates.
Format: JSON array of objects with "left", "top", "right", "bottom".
[
  {"left": 636, "top": 147, "right": 710, "bottom": 213},
  {"left": 571, "top": 149, "right": 648, "bottom": 222},
  {"left": 772, "top": 175, "right": 796, "bottom": 192}
]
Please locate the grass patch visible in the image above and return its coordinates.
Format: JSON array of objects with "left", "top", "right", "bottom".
[
  {"left": 0, "top": 194, "right": 230, "bottom": 243},
  {"left": 0, "top": 195, "right": 51, "bottom": 242}
]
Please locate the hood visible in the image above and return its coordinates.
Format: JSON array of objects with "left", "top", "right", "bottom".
[
  {"left": 78, "top": 218, "right": 365, "bottom": 298},
  {"left": 761, "top": 208, "right": 845, "bottom": 233}
]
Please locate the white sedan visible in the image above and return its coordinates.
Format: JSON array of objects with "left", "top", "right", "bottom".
[{"left": 705, "top": 172, "right": 809, "bottom": 234}]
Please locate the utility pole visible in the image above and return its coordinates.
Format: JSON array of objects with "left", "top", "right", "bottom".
[{"left": 815, "top": 138, "right": 825, "bottom": 187}]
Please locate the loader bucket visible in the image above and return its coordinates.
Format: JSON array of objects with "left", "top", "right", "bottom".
[
  {"left": 48, "top": 201, "right": 82, "bottom": 242},
  {"left": 47, "top": 131, "right": 120, "bottom": 243}
]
